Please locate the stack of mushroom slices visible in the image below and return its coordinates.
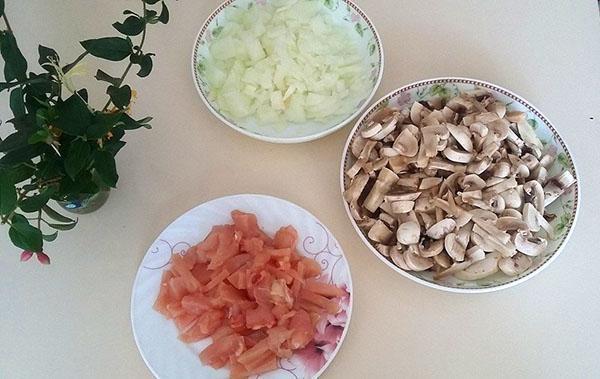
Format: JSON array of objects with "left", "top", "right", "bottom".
[{"left": 344, "top": 89, "right": 576, "bottom": 281}]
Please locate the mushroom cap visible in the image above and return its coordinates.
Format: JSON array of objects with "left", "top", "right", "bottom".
[
  {"left": 343, "top": 172, "right": 369, "bottom": 203},
  {"left": 443, "top": 146, "right": 474, "bottom": 163},
  {"left": 466, "top": 246, "right": 485, "bottom": 262},
  {"left": 371, "top": 115, "right": 398, "bottom": 140},
  {"left": 513, "top": 231, "right": 547, "bottom": 257},
  {"left": 502, "top": 208, "right": 523, "bottom": 219},
  {"left": 403, "top": 249, "right": 434, "bottom": 271},
  {"left": 499, "top": 253, "right": 532, "bottom": 276},
  {"left": 523, "top": 180, "right": 545, "bottom": 213},
  {"left": 397, "top": 221, "right": 420, "bottom": 245},
  {"left": 466, "top": 157, "right": 492, "bottom": 175},
  {"left": 454, "top": 252, "right": 501, "bottom": 280},
  {"left": 392, "top": 128, "right": 419, "bottom": 157},
  {"left": 522, "top": 203, "right": 541, "bottom": 233},
  {"left": 375, "top": 243, "right": 393, "bottom": 258},
  {"left": 391, "top": 200, "right": 416, "bottom": 214},
  {"left": 460, "top": 174, "right": 487, "bottom": 191},
  {"left": 418, "top": 239, "right": 444, "bottom": 258},
  {"left": 351, "top": 135, "right": 368, "bottom": 158},
  {"left": 419, "top": 177, "right": 443, "bottom": 190},
  {"left": 410, "top": 101, "right": 426, "bottom": 124},
  {"left": 444, "top": 233, "right": 465, "bottom": 261},
  {"left": 433, "top": 252, "right": 452, "bottom": 268},
  {"left": 446, "top": 123, "right": 473, "bottom": 152},
  {"left": 492, "top": 161, "right": 511, "bottom": 178},
  {"left": 390, "top": 249, "right": 411, "bottom": 270},
  {"left": 361, "top": 121, "right": 383, "bottom": 138},
  {"left": 368, "top": 220, "right": 394, "bottom": 244},
  {"left": 426, "top": 218, "right": 457, "bottom": 239},
  {"left": 499, "top": 188, "right": 523, "bottom": 209},
  {"left": 495, "top": 217, "right": 529, "bottom": 232}
]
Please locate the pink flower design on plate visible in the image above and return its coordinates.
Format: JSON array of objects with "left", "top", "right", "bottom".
[
  {"left": 394, "top": 91, "right": 412, "bottom": 108},
  {"left": 351, "top": 13, "right": 360, "bottom": 22}
]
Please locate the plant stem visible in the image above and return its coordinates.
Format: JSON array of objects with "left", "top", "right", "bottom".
[
  {"left": 0, "top": 78, "right": 46, "bottom": 91},
  {"left": 0, "top": 189, "right": 30, "bottom": 224},
  {"left": 2, "top": 14, "right": 14, "bottom": 34},
  {"left": 101, "top": 0, "right": 148, "bottom": 111},
  {"left": 37, "top": 210, "right": 42, "bottom": 229},
  {"left": 63, "top": 51, "right": 89, "bottom": 73}
]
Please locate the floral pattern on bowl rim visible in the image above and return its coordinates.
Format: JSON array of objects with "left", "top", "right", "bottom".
[
  {"left": 191, "top": 0, "right": 384, "bottom": 143},
  {"left": 340, "top": 77, "right": 579, "bottom": 293},
  {"left": 131, "top": 194, "right": 353, "bottom": 378}
]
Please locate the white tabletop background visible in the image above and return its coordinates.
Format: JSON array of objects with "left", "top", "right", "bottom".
[{"left": 1, "top": 1, "right": 599, "bottom": 378}]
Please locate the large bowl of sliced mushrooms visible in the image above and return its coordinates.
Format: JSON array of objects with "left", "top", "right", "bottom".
[{"left": 340, "top": 77, "right": 579, "bottom": 292}]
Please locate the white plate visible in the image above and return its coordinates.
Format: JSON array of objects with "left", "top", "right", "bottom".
[
  {"left": 131, "top": 194, "right": 353, "bottom": 378},
  {"left": 191, "top": 0, "right": 384, "bottom": 144},
  {"left": 340, "top": 77, "right": 579, "bottom": 293}
]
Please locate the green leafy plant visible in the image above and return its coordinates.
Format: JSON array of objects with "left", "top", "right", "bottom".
[{"left": 0, "top": 0, "right": 171, "bottom": 263}]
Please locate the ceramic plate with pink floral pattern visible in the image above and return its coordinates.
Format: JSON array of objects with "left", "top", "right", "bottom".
[{"left": 131, "top": 194, "right": 353, "bottom": 378}]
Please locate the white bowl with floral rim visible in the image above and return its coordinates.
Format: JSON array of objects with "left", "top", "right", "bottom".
[
  {"left": 131, "top": 194, "right": 353, "bottom": 378},
  {"left": 340, "top": 77, "right": 579, "bottom": 293},
  {"left": 191, "top": 0, "right": 384, "bottom": 144}
]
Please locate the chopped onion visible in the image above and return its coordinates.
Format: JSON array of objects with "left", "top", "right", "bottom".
[{"left": 202, "top": 0, "right": 371, "bottom": 126}]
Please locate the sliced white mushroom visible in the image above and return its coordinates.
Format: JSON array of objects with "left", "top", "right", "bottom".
[
  {"left": 443, "top": 146, "right": 474, "bottom": 163},
  {"left": 469, "top": 209, "right": 498, "bottom": 222},
  {"left": 466, "top": 157, "right": 492, "bottom": 174},
  {"left": 444, "top": 233, "right": 465, "bottom": 261},
  {"left": 460, "top": 174, "right": 487, "bottom": 191},
  {"left": 379, "top": 212, "right": 397, "bottom": 228},
  {"left": 499, "top": 188, "right": 523, "bottom": 209},
  {"left": 363, "top": 168, "right": 399, "bottom": 213},
  {"left": 523, "top": 180, "right": 544, "bottom": 214},
  {"left": 465, "top": 246, "right": 484, "bottom": 263},
  {"left": 418, "top": 239, "right": 444, "bottom": 258},
  {"left": 513, "top": 231, "right": 547, "bottom": 257},
  {"left": 426, "top": 218, "right": 456, "bottom": 239},
  {"left": 521, "top": 153, "right": 539, "bottom": 171},
  {"left": 381, "top": 147, "right": 401, "bottom": 157},
  {"left": 499, "top": 253, "right": 532, "bottom": 276},
  {"left": 445, "top": 123, "right": 473, "bottom": 152},
  {"left": 506, "top": 111, "right": 526, "bottom": 123},
  {"left": 392, "top": 128, "right": 419, "bottom": 157},
  {"left": 368, "top": 220, "right": 394, "bottom": 244},
  {"left": 390, "top": 249, "right": 411, "bottom": 271},
  {"left": 343, "top": 172, "right": 369, "bottom": 203},
  {"left": 469, "top": 122, "right": 489, "bottom": 138},
  {"left": 396, "top": 221, "right": 420, "bottom": 245},
  {"left": 495, "top": 217, "right": 529, "bottom": 232},
  {"left": 351, "top": 135, "right": 368, "bottom": 158},
  {"left": 403, "top": 249, "right": 434, "bottom": 271},
  {"left": 487, "top": 101, "right": 506, "bottom": 118},
  {"left": 486, "top": 177, "right": 518, "bottom": 194},
  {"left": 522, "top": 203, "right": 541, "bottom": 233},
  {"left": 371, "top": 115, "right": 398, "bottom": 140},
  {"left": 539, "top": 153, "right": 555, "bottom": 168},
  {"left": 487, "top": 118, "right": 510, "bottom": 140},
  {"left": 433, "top": 251, "right": 452, "bottom": 268},
  {"left": 502, "top": 208, "right": 523, "bottom": 219},
  {"left": 530, "top": 165, "right": 548, "bottom": 186},
  {"left": 391, "top": 200, "right": 415, "bottom": 214},
  {"left": 460, "top": 190, "right": 483, "bottom": 202},
  {"left": 543, "top": 171, "right": 576, "bottom": 206},
  {"left": 361, "top": 121, "right": 383, "bottom": 138},
  {"left": 375, "top": 243, "right": 393, "bottom": 258},
  {"left": 516, "top": 120, "right": 543, "bottom": 150},
  {"left": 455, "top": 252, "right": 501, "bottom": 280},
  {"left": 536, "top": 211, "right": 556, "bottom": 240},
  {"left": 410, "top": 101, "right": 426, "bottom": 124},
  {"left": 417, "top": 177, "right": 441, "bottom": 190}
]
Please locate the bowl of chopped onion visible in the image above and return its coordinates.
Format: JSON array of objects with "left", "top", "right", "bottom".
[{"left": 192, "top": 0, "right": 383, "bottom": 143}]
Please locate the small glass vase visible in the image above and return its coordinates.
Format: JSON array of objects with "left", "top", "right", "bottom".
[{"left": 57, "top": 174, "right": 111, "bottom": 214}]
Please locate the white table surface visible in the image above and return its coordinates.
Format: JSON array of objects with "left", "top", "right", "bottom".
[{"left": 1, "top": 1, "right": 600, "bottom": 378}]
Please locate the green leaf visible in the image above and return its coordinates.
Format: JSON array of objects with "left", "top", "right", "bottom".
[
  {"left": 80, "top": 37, "right": 132, "bottom": 61},
  {"left": 158, "top": 2, "right": 169, "bottom": 24},
  {"left": 6, "top": 164, "right": 35, "bottom": 184},
  {"left": 131, "top": 53, "right": 154, "bottom": 78},
  {"left": 42, "top": 205, "right": 75, "bottom": 223},
  {"left": 9, "top": 214, "right": 43, "bottom": 252},
  {"left": 212, "top": 26, "right": 224, "bottom": 37},
  {"left": 64, "top": 139, "right": 92, "bottom": 179},
  {"left": 369, "top": 43, "right": 376, "bottom": 56},
  {"left": 9, "top": 87, "right": 25, "bottom": 117},
  {"left": 113, "top": 16, "right": 145, "bottom": 36},
  {"left": 43, "top": 231, "right": 58, "bottom": 242},
  {"left": 87, "top": 112, "right": 122, "bottom": 139},
  {"left": 0, "top": 131, "right": 29, "bottom": 152},
  {"left": 120, "top": 113, "right": 146, "bottom": 130},
  {"left": 0, "top": 144, "right": 44, "bottom": 167},
  {"left": 106, "top": 85, "right": 132, "bottom": 109},
  {"left": 38, "top": 45, "right": 60, "bottom": 74},
  {"left": 0, "top": 0, "right": 4, "bottom": 17},
  {"left": 47, "top": 221, "right": 77, "bottom": 231},
  {"left": 144, "top": 0, "right": 161, "bottom": 4},
  {"left": 105, "top": 140, "right": 126, "bottom": 156},
  {"left": 20, "top": 187, "right": 55, "bottom": 213},
  {"left": 0, "top": 31, "right": 28, "bottom": 81},
  {"left": 54, "top": 93, "right": 92, "bottom": 135},
  {"left": 93, "top": 150, "right": 118, "bottom": 187},
  {"left": 94, "top": 69, "right": 120, "bottom": 86},
  {"left": 28, "top": 129, "right": 50, "bottom": 144},
  {"left": 0, "top": 169, "right": 17, "bottom": 215},
  {"left": 557, "top": 153, "right": 569, "bottom": 168},
  {"left": 354, "top": 23, "right": 364, "bottom": 37},
  {"left": 144, "top": 9, "right": 158, "bottom": 23}
]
